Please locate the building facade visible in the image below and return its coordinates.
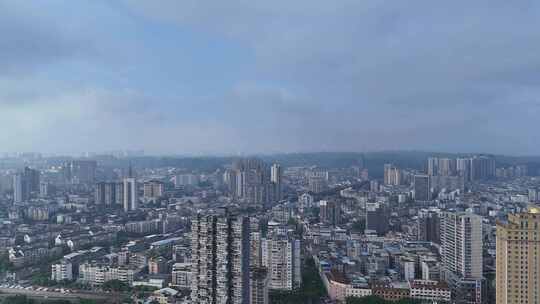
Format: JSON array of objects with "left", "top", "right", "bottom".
[{"left": 496, "top": 207, "right": 540, "bottom": 304}]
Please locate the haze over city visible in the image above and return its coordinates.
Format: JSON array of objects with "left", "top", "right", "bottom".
[
  {"left": 2, "top": 2, "right": 540, "bottom": 304},
  {"left": 1, "top": 1, "right": 540, "bottom": 155}
]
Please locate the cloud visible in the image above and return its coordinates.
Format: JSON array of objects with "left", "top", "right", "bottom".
[
  {"left": 0, "top": 1, "right": 92, "bottom": 76},
  {"left": 122, "top": 0, "right": 540, "bottom": 155},
  {"left": 0, "top": 87, "right": 244, "bottom": 154},
  {"left": 0, "top": 1, "right": 539, "bottom": 155}
]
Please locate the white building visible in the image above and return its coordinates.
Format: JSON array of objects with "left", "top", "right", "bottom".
[
  {"left": 440, "top": 212, "right": 483, "bottom": 303},
  {"left": 171, "top": 263, "right": 192, "bottom": 289},
  {"left": 409, "top": 280, "right": 451, "bottom": 302},
  {"left": 78, "top": 263, "right": 136, "bottom": 286},
  {"left": 440, "top": 212, "right": 483, "bottom": 279},
  {"left": 345, "top": 286, "right": 372, "bottom": 298},
  {"left": 123, "top": 178, "right": 138, "bottom": 212},
  {"left": 191, "top": 213, "right": 250, "bottom": 304},
  {"left": 261, "top": 237, "right": 301, "bottom": 291},
  {"left": 51, "top": 261, "right": 73, "bottom": 282},
  {"left": 175, "top": 174, "right": 200, "bottom": 187}
]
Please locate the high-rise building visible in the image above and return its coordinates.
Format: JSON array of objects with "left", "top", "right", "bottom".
[
  {"left": 63, "top": 160, "right": 97, "bottom": 184},
  {"left": 13, "top": 173, "right": 30, "bottom": 203},
  {"left": 39, "top": 182, "right": 50, "bottom": 198},
  {"left": 249, "top": 267, "right": 269, "bottom": 304},
  {"left": 440, "top": 212, "right": 483, "bottom": 303},
  {"left": 417, "top": 210, "right": 440, "bottom": 244},
  {"left": 441, "top": 212, "right": 483, "bottom": 278},
  {"left": 413, "top": 174, "right": 431, "bottom": 202},
  {"left": 270, "top": 163, "right": 282, "bottom": 201},
  {"left": 143, "top": 180, "right": 164, "bottom": 199},
  {"left": 175, "top": 174, "right": 200, "bottom": 187},
  {"left": 261, "top": 236, "right": 301, "bottom": 291},
  {"left": 223, "top": 169, "right": 237, "bottom": 195},
  {"left": 529, "top": 188, "right": 539, "bottom": 203},
  {"left": 496, "top": 207, "right": 540, "bottom": 304},
  {"left": 115, "top": 182, "right": 124, "bottom": 206},
  {"left": 430, "top": 175, "right": 465, "bottom": 193},
  {"left": 438, "top": 158, "right": 457, "bottom": 176},
  {"left": 427, "top": 157, "right": 439, "bottom": 176},
  {"left": 457, "top": 158, "right": 472, "bottom": 182},
  {"left": 383, "top": 164, "right": 401, "bottom": 186},
  {"left": 308, "top": 174, "right": 327, "bottom": 194},
  {"left": 428, "top": 157, "right": 457, "bottom": 177},
  {"left": 298, "top": 193, "right": 314, "bottom": 213},
  {"left": 470, "top": 155, "right": 495, "bottom": 181},
  {"left": 24, "top": 167, "right": 40, "bottom": 193},
  {"left": 123, "top": 178, "right": 138, "bottom": 212},
  {"left": 232, "top": 159, "right": 280, "bottom": 206},
  {"left": 365, "top": 202, "right": 390, "bottom": 236},
  {"left": 319, "top": 200, "right": 341, "bottom": 226},
  {"left": 13, "top": 167, "right": 41, "bottom": 203},
  {"left": 191, "top": 212, "right": 251, "bottom": 304},
  {"left": 95, "top": 182, "right": 119, "bottom": 206}
]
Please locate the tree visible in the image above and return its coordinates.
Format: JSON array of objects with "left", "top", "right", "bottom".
[
  {"left": 3, "top": 295, "right": 35, "bottom": 304},
  {"left": 351, "top": 219, "right": 366, "bottom": 232},
  {"left": 346, "top": 296, "right": 422, "bottom": 304},
  {"left": 0, "top": 253, "right": 14, "bottom": 273},
  {"left": 269, "top": 257, "right": 326, "bottom": 304},
  {"left": 102, "top": 279, "right": 131, "bottom": 292}
]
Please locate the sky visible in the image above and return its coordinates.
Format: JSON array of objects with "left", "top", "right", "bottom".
[{"left": 1, "top": 0, "right": 540, "bottom": 156}]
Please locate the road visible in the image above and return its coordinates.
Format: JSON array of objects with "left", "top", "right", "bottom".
[{"left": 0, "top": 287, "right": 116, "bottom": 303}]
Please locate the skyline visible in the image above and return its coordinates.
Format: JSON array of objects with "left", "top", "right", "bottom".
[{"left": 1, "top": 1, "right": 540, "bottom": 155}]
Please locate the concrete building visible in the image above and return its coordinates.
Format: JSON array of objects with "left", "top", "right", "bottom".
[
  {"left": 123, "top": 178, "right": 138, "bottom": 212},
  {"left": 440, "top": 212, "right": 483, "bottom": 303},
  {"left": 261, "top": 237, "right": 301, "bottom": 291},
  {"left": 308, "top": 175, "right": 327, "bottom": 194},
  {"left": 51, "top": 261, "right": 73, "bottom": 282},
  {"left": 383, "top": 164, "right": 401, "bottom": 186},
  {"left": 148, "top": 256, "right": 168, "bottom": 274},
  {"left": 13, "top": 173, "right": 29, "bottom": 203},
  {"left": 171, "top": 263, "right": 192, "bottom": 289},
  {"left": 409, "top": 280, "right": 451, "bottom": 302},
  {"left": 95, "top": 182, "right": 119, "bottom": 206},
  {"left": 319, "top": 200, "right": 341, "bottom": 226},
  {"left": 63, "top": 160, "right": 97, "bottom": 184},
  {"left": 470, "top": 155, "right": 496, "bottom": 181},
  {"left": 298, "top": 193, "right": 314, "bottom": 213},
  {"left": 175, "top": 173, "right": 200, "bottom": 187},
  {"left": 190, "top": 212, "right": 251, "bottom": 304},
  {"left": 271, "top": 163, "right": 282, "bottom": 201},
  {"left": 365, "top": 202, "right": 390, "bottom": 236},
  {"left": 418, "top": 210, "right": 440, "bottom": 244},
  {"left": 250, "top": 267, "right": 269, "bottom": 304},
  {"left": 413, "top": 174, "right": 430, "bottom": 202},
  {"left": 78, "top": 263, "right": 137, "bottom": 286},
  {"left": 496, "top": 207, "right": 540, "bottom": 304},
  {"left": 143, "top": 180, "right": 165, "bottom": 199},
  {"left": 231, "top": 158, "right": 283, "bottom": 206}
]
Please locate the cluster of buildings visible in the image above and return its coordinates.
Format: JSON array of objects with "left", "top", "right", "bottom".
[
  {"left": 190, "top": 207, "right": 301, "bottom": 304},
  {"left": 222, "top": 159, "right": 283, "bottom": 207},
  {"left": 0, "top": 153, "right": 539, "bottom": 304}
]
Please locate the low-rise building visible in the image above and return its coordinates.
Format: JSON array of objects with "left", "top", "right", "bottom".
[
  {"left": 171, "top": 263, "right": 192, "bottom": 289},
  {"left": 78, "top": 263, "right": 138, "bottom": 286},
  {"left": 51, "top": 261, "right": 73, "bottom": 282},
  {"left": 408, "top": 280, "right": 451, "bottom": 302}
]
